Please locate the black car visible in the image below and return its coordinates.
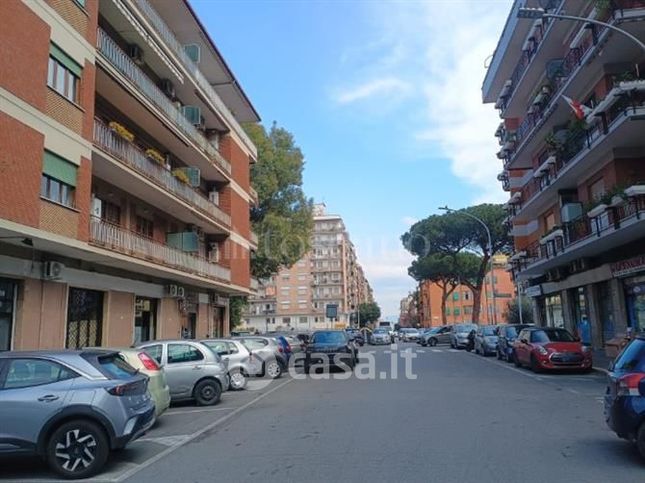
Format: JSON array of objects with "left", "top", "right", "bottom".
[
  {"left": 345, "top": 328, "right": 365, "bottom": 346},
  {"left": 605, "top": 336, "right": 645, "bottom": 459},
  {"left": 496, "top": 324, "right": 532, "bottom": 362},
  {"left": 305, "top": 330, "right": 357, "bottom": 373}
]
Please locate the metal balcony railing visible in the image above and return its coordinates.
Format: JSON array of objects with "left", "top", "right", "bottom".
[
  {"left": 90, "top": 217, "right": 230, "bottom": 281},
  {"left": 132, "top": 0, "right": 256, "bottom": 155},
  {"left": 93, "top": 118, "right": 231, "bottom": 228},
  {"left": 96, "top": 28, "right": 231, "bottom": 175}
]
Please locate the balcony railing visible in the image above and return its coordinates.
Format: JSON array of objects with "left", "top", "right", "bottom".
[
  {"left": 132, "top": 0, "right": 256, "bottom": 155},
  {"left": 93, "top": 118, "right": 231, "bottom": 228},
  {"left": 516, "top": 195, "right": 645, "bottom": 271},
  {"left": 96, "top": 28, "right": 231, "bottom": 175},
  {"left": 90, "top": 217, "right": 231, "bottom": 281}
]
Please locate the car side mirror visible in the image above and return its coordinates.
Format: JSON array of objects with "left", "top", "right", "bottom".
[{"left": 520, "top": 338, "right": 528, "bottom": 344}]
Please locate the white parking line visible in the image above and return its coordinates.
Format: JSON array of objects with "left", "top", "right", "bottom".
[
  {"left": 112, "top": 378, "right": 293, "bottom": 482},
  {"left": 448, "top": 349, "right": 460, "bottom": 353},
  {"left": 431, "top": 349, "right": 442, "bottom": 353},
  {"left": 164, "top": 407, "right": 232, "bottom": 415},
  {"left": 416, "top": 349, "right": 426, "bottom": 353}
]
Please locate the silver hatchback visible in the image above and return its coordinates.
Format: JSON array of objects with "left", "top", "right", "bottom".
[
  {"left": 0, "top": 350, "right": 155, "bottom": 479},
  {"left": 200, "top": 339, "right": 257, "bottom": 390},
  {"left": 138, "top": 340, "right": 228, "bottom": 406}
]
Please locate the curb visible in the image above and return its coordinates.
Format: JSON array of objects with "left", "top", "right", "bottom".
[{"left": 592, "top": 366, "right": 609, "bottom": 375}]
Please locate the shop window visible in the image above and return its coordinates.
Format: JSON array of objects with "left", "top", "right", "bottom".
[
  {"left": 134, "top": 297, "right": 157, "bottom": 343},
  {"left": 66, "top": 288, "right": 103, "bottom": 348},
  {"left": 0, "top": 280, "right": 16, "bottom": 351},
  {"left": 544, "top": 294, "right": 565, "bottom": 329},
  {"left": 47, "top": 44, "right": 81, "bottom": 103}
]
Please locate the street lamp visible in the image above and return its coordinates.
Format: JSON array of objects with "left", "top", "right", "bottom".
[
  {"left": 438, "top": 206, "right": 496, "bottom": 325},
  {"left": 517, "top": 7, "right": 645, "bottom": 78}
]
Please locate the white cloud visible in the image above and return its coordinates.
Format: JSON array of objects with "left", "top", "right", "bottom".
[{"left": 333, "top": 77, "right": 411, "bottom": 104}]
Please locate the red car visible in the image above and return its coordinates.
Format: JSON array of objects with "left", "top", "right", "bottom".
[{"left": 512, "top": 327, "right": 592, "bottom": 373}]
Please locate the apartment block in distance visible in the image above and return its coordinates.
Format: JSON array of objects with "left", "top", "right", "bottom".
[
  {"left": 483, "top": 0, "right": 645, "bottom": 350},
  {"left": 0, "top": 0, "right": 260, "bottom": 351},
  {"left": 244, "top": 204, "right": 374, "bottom": 332},
  {"left": 418, "top": 255, "right": 516, "bottom": 327}
]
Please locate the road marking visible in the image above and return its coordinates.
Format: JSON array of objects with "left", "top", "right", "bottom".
[
  {"left": 113, "top": 378, "right": 293, "bottom": 482},
  {"left": 416, "top": 349, "right": 426, "bottom": 353},
  {"left": 448, "top": 349, "right": 460, "bottom": 353},
  {"left": 164, "top": 407, "right": 232, "bottom": 415},
  {"left": 431, "top": 349, "right": 442, "bottom": 353},
  {"left": 136, "top": 434, "right": 191, "bottom": 446}
]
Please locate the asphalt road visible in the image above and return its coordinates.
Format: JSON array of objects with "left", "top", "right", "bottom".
[{"left": 2, "top": 344, "right": 645, "bottom": 482}]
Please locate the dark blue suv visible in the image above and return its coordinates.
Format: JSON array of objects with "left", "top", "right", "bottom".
[{"left": 604, "top": 336, "right": 645, "bottom": 459}]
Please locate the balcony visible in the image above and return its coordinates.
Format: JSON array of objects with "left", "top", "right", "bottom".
[
  {"left": 93, "top": 118, "right": 231, "bottom": 230},
  {"left": 513, "top": 95, "right": 645, "bottom": 219},
  {"left": 95, "top": 28, "right": 231, "bottom": 176},
  {"left": 515, "top": 193, "right": 645, "bottom": 277},
  {"left": 90, "top": 217, "right": 230, "bottom": 282},
  {"left": 130, "top": 0, "right": 256, "bottom": 156}
]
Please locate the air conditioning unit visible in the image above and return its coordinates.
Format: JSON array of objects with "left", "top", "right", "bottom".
[
  {"left": 160, "top": 79, "right": 175, "bottom": 99},
  {"left": 183, "top": 43, "right": 201, "bottom": 63},
  {"left": 43, "top": 261, "right": 65, "bottom": 280},
  {"left": 128, "top": 44, "right": 144, "bottom": 65},
  {"left": 561, "top": 202, "right": 583, "bottom": 223},
  {"left": 208, "top": 191, "right": 219, "bottom": 204},
  {"left": 181, "top": 106, "right": 201, "bottom": 126}
]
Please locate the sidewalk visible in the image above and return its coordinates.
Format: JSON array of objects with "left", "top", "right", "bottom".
[{"left": 592, "top": 350, "right": 613, "bottom": 374}]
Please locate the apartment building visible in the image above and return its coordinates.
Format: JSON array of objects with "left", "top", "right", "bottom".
[
  {"left": 483, "top": 0, "right": 645, "bottom": 349},
  {"left": 243, "top": 204, "right": 374, "bottom": 332},
  {"left": 0, "top": 0, "right": 259, "bottom": 351},
  {"left": 418, "top": 255, "right": 516, "bottom": 327},
  {"left": 398, "top": 293, "right": 418, "bottom": 327}
]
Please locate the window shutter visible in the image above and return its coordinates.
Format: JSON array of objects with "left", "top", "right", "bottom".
[
  {"left": 43, "top": 151, "right": 78, "bottom": 187},
  {"left": 183, "top": 44, "right": 201, "bottom": 63},
  {"left": 49, "top": 43, "right": 82, "bottom": 77}
]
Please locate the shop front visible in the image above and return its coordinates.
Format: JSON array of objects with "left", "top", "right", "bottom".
[
  {"left": 611, "top": 255, "right": 645, "bottom": 334},
  {"left": 0, "top": 279, "right": 17, "bottom": 351},
  {"left": 134, "top": 296, "right": 157, "bottom": 344},
  {"left": 544, "top": 294, "right": 565, "bottom": 328}
]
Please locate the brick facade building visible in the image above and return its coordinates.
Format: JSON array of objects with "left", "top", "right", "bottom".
[{"left": 0, "top": 0, "right": 259, "bottom": 350}]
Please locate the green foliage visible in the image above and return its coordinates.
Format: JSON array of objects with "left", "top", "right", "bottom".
[
  {"left": 503, "top": 298, "right": 534, "bottom": 325},
  {"left": 358, "top": 302, "right": 381, "bottom": 327},
  {"left": 229, "top": 296, "right": 248, "bottom": 329},
  {"left": 244, "top": 122, "right": 314, "bottom": 279}
]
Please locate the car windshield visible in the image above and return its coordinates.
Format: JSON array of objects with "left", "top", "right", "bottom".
[
  {"left": 311, "top": 332, "right": 347, "bottom": 344},
  {"left": 374, "top": 329, "right": 388, "bottom": 334},
  {"left": 482, "top": 327, "right": 496, "bottom": 336},
  {"left": 532, "top": 329, "right": 575, "bottom": 343},
  {"left": 505, "top": 327, "right": 518, "bottom": 338},
  {"left": 456, "top": 325, "right": 476, "bottom": 333}
]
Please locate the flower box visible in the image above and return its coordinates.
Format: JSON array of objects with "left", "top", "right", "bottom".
[
  {"left": 541, "top": 229, "right": 563, "bottom": 244},
  {"left": 108, "top": 121, "right": 135, "bottom": 142},
  {"left": 587, "top": 204, "right": 608, "bottom": 218},
  {"left": 609, "top": 195, "right": 626, "bottom": 208},
  {"left": 172, "top": 169, "right": 190, "bottom": 184},
  {"left": 619, "top": 80, "right": 645, "bottom": 91},
  {"left": 145, "top": 148, "right": 165, "bottom": 165},
  {"left": 624, "top": 185, "right": 645, "bottom": 197}
]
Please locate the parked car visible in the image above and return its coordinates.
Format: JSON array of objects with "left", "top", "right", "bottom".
[
  {"left": 272, "top": 335, "right": 293, "bottom": 361},
  {"left": 304, "top": 330, "right": 357, "bottom": 373},
  {"left": 369, "top": 328, "right": 391, "bottom": 345},
  {"left": 284, "top": 334, "right": 306, "bottom": 353},
  {"left": 420, "top": 326, "right": 453, "bottom": 346},
  {"left": 496, "top": 324, "right": 532, "bottom": 362},
  {"left": 450, "top": 324, "right": 478, "bottom": 349},
  {"left": 512, "top": 327, "right": 592, "bottom": 373},
  {"left": 90, "top": 347, "right": 170, "bottom": 417},
  {"left": 0, "top": 350, "right": 155, "bottom": 479},
  {"left": 416, "top": 328, "right": 434, "bottom": 344},
  {"left": 138, "top": 340, "right": 228, "bottom": 406},
  {"left": 199, "top": 339, "right": 256, "bottom": 390},
  {"left": 474, "top": 325, "right": 499, "bottom": 356},
  {"left": 400, "top": 328, "right": 420, "bottom": 342},
  {"left": 605, "top": 335, "right": 645, "bottom": 459},
  {"left": 345, "top": 328, "right": 365, "bottom": 346},
  {"left": 234, "top": 336, "right": 287, "bottom": 379}
]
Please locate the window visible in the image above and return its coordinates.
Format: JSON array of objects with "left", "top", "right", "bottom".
[
  {"left": 203, "top": 341, "right": 228, "bottom": 356},
  {"left": 135, "top": 216, "right": 154, "bottom": 238},
  {"left": 226, "top": 342, "right": 239, "bottom": 354},
  {"left": 283, "top": 317, "right": 291, "bottom": 324},
  {"left": 464, "top": 306, "right": 473, "bottom": 315},
  {"left": 299, "top": 317, "right": 308, "bottom": 324},
  {"left": 464, "top": 291, "right": 470, "bottom": 301},
  {"left": 167, "top": 344, "right": 204, "bottom": 363},
  {"left": 41, "top": 152, "right": 77, "bottom": 207},
  {"left": 143, "top": 344, "right": 163, "bottom": 364},
  {"left": 3, "top": 359, "right": 77, "bottom": 389},
  {"left": 452, "top": 292, "right": 460, "bottom": 301},
  {"left": 589, "top": 177, "right": 606, "bottom": 201},
  {"left": 454, "top": 308, "right": 461, "bottom": 316},
  {"left": 445, "top": 308, "right": 451, "bottom": 316},
  {"left": 66, "top": 288, "right": 103, "bottom": 349},
  {"left": 101, "top": 201, "right": 121, "bottom": 225},
  {"left": 240, "top": 338, "right": 268, "bottom": 350},
  {"left": 544, "top": 212, "right": 556, "bottom": 231},
  {"left": 47, "top": 44, "right": 81, "bottom": 103}
]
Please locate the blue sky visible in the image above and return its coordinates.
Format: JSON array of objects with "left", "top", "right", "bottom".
[{"left": 192, "top": 0, "right": 513, "bottom": 317}]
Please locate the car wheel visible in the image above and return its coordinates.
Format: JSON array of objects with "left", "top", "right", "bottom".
[
  {"left": 496, "top": 349, "right": 502, "bottom": 360},
  {"left": 265, "top": 360, "right": 282, "bottom": 379},
  {"left": 228, "top": 369, "right": 247, "bottom": 390},
  {"left": 530, "top": 355, "right": 542, "bottom": 373},
  {"left": 347, "top": 356, "right": 355, "bottom": 371},
  {"left": 636, "top": 423, "right": 645, "bottom": 460},
  {"left": 513, "top": 352, "right": 522, "bottom": 367},
  {"left": 429, "top": 338, "right": 437, "bottom": 347},
  {"left": 194, "top": 379, "right": 222, "bottom": 406},
  {"left": 46, "top": 419, "right": 109, "bottom": 480}
]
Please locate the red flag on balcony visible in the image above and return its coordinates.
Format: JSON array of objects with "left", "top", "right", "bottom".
[{"left": 561, "top": 95, "right": 591, "bottom": 120}]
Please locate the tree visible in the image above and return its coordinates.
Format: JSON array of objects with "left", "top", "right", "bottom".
[
  {"left": 358, "top": 302, "right": 381, "bottom": 327},
  {"left": 503, "top": 298, "right": 534, "bottom": 325},
  {"left": 244, "top": 122, "right": 314, "bottom": 279},
  {"left": 402, "top": 204, "right": 511, "bottom": 323},
  {"left": 229, "top": 296, "right": 248, "bottom": 329},
  {"left": 408, "top": 252, "right": 480, "bottom": 325}
]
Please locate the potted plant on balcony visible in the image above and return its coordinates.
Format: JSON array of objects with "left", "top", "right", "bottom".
[
  {"left": 172, "top": 169, "right": 190, "bottom": 185},
  {"left": 145, "top": 148, "right": 165, "bottom": 165},
  {"left": 108, "top": 121, "right": 135, "bottom": 142}
]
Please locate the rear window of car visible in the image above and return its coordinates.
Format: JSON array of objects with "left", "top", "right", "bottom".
[
  {"left": 505, "top": 327, "right": 518, "bottom": 338},
  {"left": 613, "top": 339, "right": 645, "bottom": 373},
  {"left": 481, "top": 327, "right": 496, "bottom": 336},
  {"left": 311, "top": 332, "right": 347, "bottom": 344},
  {"left": 97, "top": 354, "right": 138, "bottom": 379}
]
